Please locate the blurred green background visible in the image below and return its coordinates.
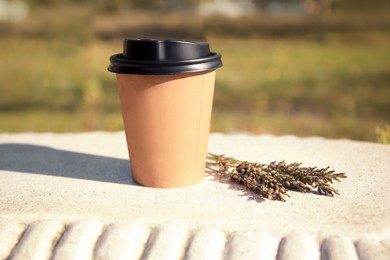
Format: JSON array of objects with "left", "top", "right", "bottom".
[{"left": 0, "top": 0, "right": 389, "bottom": 142}]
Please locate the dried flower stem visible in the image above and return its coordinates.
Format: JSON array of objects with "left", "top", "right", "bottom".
[{"left": 206, "top": 153, "right": 347, "bottom": 202}]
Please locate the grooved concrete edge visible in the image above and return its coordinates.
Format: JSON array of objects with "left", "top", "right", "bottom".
[{"left": 1, "top": 220, "right": 389, "bottom": 260}]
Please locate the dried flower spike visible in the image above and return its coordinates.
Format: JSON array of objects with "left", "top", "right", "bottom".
[{"left": 206, "top": 153, "right": 347, "bottom": 202}]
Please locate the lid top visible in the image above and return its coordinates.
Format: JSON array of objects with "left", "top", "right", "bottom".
[
  {"left": 123, "top": 39, "right": 211, "bottom": 62},
  {"left": 108, "top": 39, "right": 222, "bottom": 75}
]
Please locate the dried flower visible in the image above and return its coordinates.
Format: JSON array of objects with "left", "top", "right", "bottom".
[{"left": 206, "top": 153, "right": 347, "bottom": 202}]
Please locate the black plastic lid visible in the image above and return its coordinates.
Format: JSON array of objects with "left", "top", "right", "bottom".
[{"left": 108, "top": 39, "right": 223, "bottom": 75}]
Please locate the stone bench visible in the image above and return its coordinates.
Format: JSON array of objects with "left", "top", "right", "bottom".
[{"left": 1, "top": 132, "right": 389, "bottom": 259}]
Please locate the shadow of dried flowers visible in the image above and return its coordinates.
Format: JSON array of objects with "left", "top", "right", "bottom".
[{"left": 206, "top": 169, "right": 266, "bottom": 203}]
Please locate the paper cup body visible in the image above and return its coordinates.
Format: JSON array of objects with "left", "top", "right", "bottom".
[{"left": 116, "top": 71, "right": 216, "bottom": 187}]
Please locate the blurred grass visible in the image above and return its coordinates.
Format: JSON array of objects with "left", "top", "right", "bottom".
[
  {"left": 209, "top": 35, "right": 390, "bottom": 140},
  {"left": 0, "top": 5, "right": 389, "bottom": 141}
]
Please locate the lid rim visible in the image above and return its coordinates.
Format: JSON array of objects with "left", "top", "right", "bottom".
[
  {"left": 109, "top": 52, "right": 222, "bottom": 75},
  {"left": 111, "top": 52, "right": 221, "bottom": 65}
]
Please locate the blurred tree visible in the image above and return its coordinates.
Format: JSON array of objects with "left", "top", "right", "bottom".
[
  {"left": 24, "top": 0, "right": 59, "bottom": 6},
  {"left": 24, "top": 0, "right": 202, "bottom": 8},
  {"left": 253, "top": 0, "right": 268, "bottom": 10},
  {"left": 23, "top": 0, "right": 390, "bottom": 11},
  {"left": 100, "top": 0, "right": 128, "bottom": 12},
  {"left": 333, "top": 0, "right": 390, "bottom": 12}
]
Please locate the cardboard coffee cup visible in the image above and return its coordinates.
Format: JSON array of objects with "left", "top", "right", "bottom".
[{"left": 109, "top": 39, "right": 222, "bottom": 188}]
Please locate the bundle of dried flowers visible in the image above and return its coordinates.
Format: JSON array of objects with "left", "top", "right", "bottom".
[{"left": 206, "top": 153, "right": 347, "bottom": 202}]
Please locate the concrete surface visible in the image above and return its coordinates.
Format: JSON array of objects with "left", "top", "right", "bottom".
[{"left": 0, "top": 132, "right": 389, "bottom": 259}]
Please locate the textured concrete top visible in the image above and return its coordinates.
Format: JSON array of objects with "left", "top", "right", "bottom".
[{"left": 0, "top": 132, "right": 389, "bottom": 259}]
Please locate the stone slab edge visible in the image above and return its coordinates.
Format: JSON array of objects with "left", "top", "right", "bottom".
[{"left": 1, "top": 220, "right": 389, "bottom": 260}]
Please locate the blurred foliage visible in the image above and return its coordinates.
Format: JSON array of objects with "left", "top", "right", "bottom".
[{"left": 0, "top": 1, "right": 389, "bottom": 141}]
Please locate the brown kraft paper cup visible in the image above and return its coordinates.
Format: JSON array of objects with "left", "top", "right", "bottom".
[
  {"left": 117, "top": 71, "right": 216, "bottom": 187},
  {"left": 109, "top": 39, "right": 222, "bottom": 188}
]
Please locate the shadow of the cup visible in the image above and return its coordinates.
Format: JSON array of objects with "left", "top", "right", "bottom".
[{"left": 116, "top": 71, "right": 216, "bottom": 188}]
